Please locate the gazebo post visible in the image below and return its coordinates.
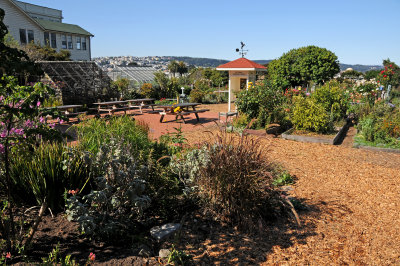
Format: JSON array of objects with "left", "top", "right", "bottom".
[{"left": 228, "top": 78, "right": 231, "bottom": 112}]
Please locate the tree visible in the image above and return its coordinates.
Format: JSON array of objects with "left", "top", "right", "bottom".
[
  {"left": 341, "top": 69, "right": 364, "bottom": 79},
  {"left": 22, "top": 42, "right": 71, "bottom": 61},
  {"left": 177, "top": 61, "right": 188, "bottom": 76},
  {"left": 167, "top": 60, "right": 179, "bottom": 77},
  {"left": 112, "top": 77, "right": 130, "bottom": 98},
  {"left": 154, "top": 71, "right": 171, "bottom": 97},
  {"left": 365, "top": 69, "right": 381, "bottom": 81},
  {"left": 268, "top": 45, "right": 340, "bottom": 89}
]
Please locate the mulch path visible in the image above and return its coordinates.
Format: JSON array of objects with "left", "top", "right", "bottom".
[
  {"left": 180, "top": 128, "right": 400, "bottom": 264},
  {"left": 34, "top": 108, "right": 400, "bottom": 264}
]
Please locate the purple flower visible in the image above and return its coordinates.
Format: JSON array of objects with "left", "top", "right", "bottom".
[
  {"left": 1, "top": 130, "right": 7, "bottom": 138},
  {"left": 25, "top": 119, "right": 34, "bottom": 128},
  {"left": 0, "top": 144, "right": 5, "bottom": 153}
]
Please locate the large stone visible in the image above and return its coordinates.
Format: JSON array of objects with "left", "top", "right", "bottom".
[
  {"left": 158, "top": 249, "right": 171, "bottom": 258},
  {"left": 150, "top": 223, "right": 181, "bottom": 241}
]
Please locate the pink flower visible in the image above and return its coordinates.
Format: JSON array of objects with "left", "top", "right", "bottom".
[
  {"left": 89, "top": 252, "right": 95, "bottom": 261},
  {"left": 5, "top": 252, "right": 11, "bottom": 259},
  {"left": 39, "top": 116, "right": 45, "bottom": 123},
  {"left": 49, "top": 123, "right": 55, "bottom": 129},
  {"left": 25, "top": 119, "right": 34, "bottom": 128},
  {"left": 36, "top": 101, "right": 41, "bottom": 107}
]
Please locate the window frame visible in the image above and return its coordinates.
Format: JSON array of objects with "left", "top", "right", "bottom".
[
  {"left": 44, "top": 32, "right": 50, "bottom": 46},
  {"left": 76, "top": 36, "right": 81, "bottom": 50},
  {"left": 67, "top": 35, "right": 73, "bottom": 50},
  {"left": 61, "top": 34, "right": 67, "bottom": 49},
  {"left": 82, "top": 37, "right": 87, "bottom": 50},
  {"left": 50, "top": 33, "right": 57, "bottom": 48},
  {"left": 19, "top": 29, "right": 27, "bottom": 44},
  {"left": 27, "top": 30, "right": 34, "bottom": 43}
]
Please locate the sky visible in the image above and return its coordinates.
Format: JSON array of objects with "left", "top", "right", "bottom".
[{"left": 24, "top": 0, "right": 400, "bottom": 65}]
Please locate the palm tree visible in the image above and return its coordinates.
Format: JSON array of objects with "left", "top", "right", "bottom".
[
  {"left": 167, "top": 60, "right": 179, "bottom": 77},
  {"left": 177, "top": 61, "right": 188, "bottom": 77}
]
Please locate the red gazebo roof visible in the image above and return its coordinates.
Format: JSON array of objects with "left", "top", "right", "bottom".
[{"left": 216, "top": 57, "right": 267, "bottom": 70}]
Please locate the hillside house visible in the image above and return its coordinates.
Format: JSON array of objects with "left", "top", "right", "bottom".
[{"left": 0, "top": 0, "right": 93, "bottom": 61}]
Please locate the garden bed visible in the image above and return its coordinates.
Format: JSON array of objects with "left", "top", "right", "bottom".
[
  {"left": 353, "top": 134, "right": 400, "bottom": 154},
  {"left": 281, "top": 122, "right": 351, "bottom": 145}
]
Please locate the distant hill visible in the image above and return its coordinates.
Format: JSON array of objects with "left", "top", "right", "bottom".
[{"left": 169, "top": 56, "right": 382, "bottom": 73}]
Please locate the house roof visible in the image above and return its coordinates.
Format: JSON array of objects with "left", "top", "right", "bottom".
[
  {"left": 34, "top": 18, "right": 93, "bottom": 36},
  {"left": 216, "top": 57, "right": 267, "bottom": 71}
]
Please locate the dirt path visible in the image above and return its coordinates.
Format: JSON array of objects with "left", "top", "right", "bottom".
[{"left": 181, "top": 130, "right": 400, "bottom": 264}]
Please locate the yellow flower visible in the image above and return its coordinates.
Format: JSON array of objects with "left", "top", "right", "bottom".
[{"left": 174, "top": 107, "right": 181, "bottom": 113}]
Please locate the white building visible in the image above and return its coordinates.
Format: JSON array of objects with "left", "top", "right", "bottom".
[{"left": 0, "top": 0, "right": 93, "bottom": 61}]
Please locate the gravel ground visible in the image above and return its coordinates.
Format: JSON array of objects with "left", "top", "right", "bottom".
[{"left": 181, "top": 128, "right": 400, "bottom": 264}]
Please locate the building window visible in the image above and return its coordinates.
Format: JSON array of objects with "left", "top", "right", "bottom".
[
  {"left": 76, "top": 36, "right": 81, "bottom": 50},
  {"left": 67, "top": 35, "right": 73, "bottom": 49},
  {"left": 61, "top": 35, "right": 67, "bottom": 49},
  {"left": 27, "top": 30, "right": 34, "bottom": 43},
  {"left": 82, "top": 37, "right": 87, "bottom": 50},
  {"left": 44, "top": 32, "right": 50, "bottom": 46},
  {"left": 19, "top": 29, "right": 27, "bottom": 44},
  {"left": 51, "top": 33, "right": 57, "bottom": 48}
]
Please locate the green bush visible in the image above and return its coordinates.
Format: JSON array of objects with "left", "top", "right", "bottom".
[
  {"left": 189, "top": 88, "right": 205, "bottom": 103},
  {"left": 72, "top": 116, "right": 152, "bottom": 158},
  {"left": 236, "top": 81, "right": 289, "bottom": 128},
  {"left": 8, "top": 142, "right": 91, "bottom": 210},
  {"left": 232, "top": 113, "right": 250, "bottom": 128},
  {"left": 292, "top": 96, "right": 333, "bottom": 133},
  {"left": 312, "top": 82, "right": 349, "bottom": 122},
  {"left": 66, "top": 141, "right": 151, "bottom": 242}
]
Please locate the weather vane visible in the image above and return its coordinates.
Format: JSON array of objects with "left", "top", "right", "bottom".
[{"left": 236, "top": 41, "right": 248, "bottom": 58}]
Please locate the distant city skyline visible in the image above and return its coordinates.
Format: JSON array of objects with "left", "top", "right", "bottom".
[{"left": 19, "top": 0, "right": 400, "bottom": 65}]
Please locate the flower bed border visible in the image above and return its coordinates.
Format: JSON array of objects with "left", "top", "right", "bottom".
[
  {"left": 281, "top": 121, "right": 350, "bottom": 145},
  {"left": 353, "top": 129, "right": 400, "bottom": 154},
  {"left": 353, "top": 144, "right": 400, "bottom": 154}
]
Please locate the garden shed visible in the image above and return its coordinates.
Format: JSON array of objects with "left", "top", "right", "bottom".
[{"left": 216, "top": 58, "right": 267, "bottom": 111}]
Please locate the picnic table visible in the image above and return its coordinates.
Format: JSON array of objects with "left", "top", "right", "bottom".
[
  {"left": 92, "top": 100, "right": 130, "bottom": 116},
  {"left": 125, "top": 98, "right": 156, "bottom": 114},
  {"left": 156, "top": 103, "right": 209, "bottom": 123}
]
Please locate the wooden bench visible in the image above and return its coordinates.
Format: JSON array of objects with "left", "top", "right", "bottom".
[{"left": 218, "top": 111, "right": 238, "bottom": 123}]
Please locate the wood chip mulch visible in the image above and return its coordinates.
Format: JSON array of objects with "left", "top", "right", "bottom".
[{"left": 180, "top": 128, "right": 400, "bottom": 265}]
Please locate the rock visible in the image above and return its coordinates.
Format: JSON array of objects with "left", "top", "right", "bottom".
[
  {"left": 158, "top": 249, "right": 171, "bottom": 258},
  {"left": 150, "top": 223, "right": 181, "bottom": 241}
]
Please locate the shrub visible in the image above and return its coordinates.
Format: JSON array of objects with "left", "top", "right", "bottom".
[
  {"left": 72, "top": 116, "right": 152, "bottom": 157},
  {"left": 189, "top": 88, "right": 205, "bottom": 103},
  {"left": 66, "top": 141, "right": 151, "bottom": 242},
  {"left": 232, "top": 113, "right": 250, "bottom": 129},
  {"left": 8, "top": 142, "right": 91, "bottom": 211},
  {"left": 312, "top": 82, "right": 349, "bottom": 122},
  {"left": 140, "top": 83, "right": 156, "bottom": 98},
  {"left": 192, "top": 132, "right": 285, "bottom": 231},
  {"left": 292, "top": 96, "right": 333, "bottom": 133},
  {"left": 236, "top": 81, "right": 289, "bottom": 128}
]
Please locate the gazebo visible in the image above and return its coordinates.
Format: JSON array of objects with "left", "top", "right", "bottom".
[{"left": 216, "top": 58, "right": 267, "bottom": 112}]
